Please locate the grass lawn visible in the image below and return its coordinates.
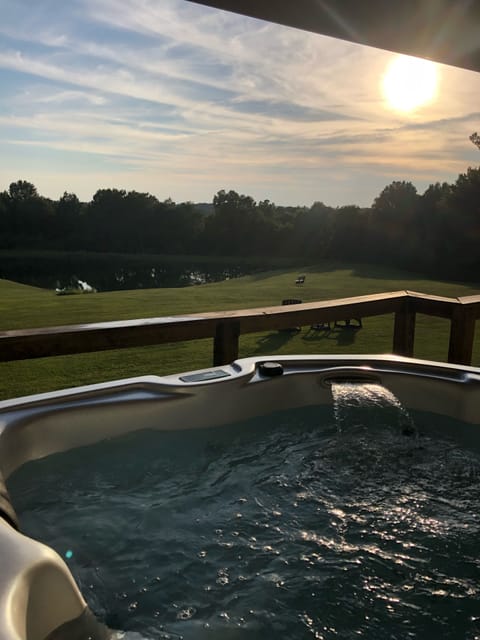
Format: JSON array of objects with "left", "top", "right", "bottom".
[{"left": 1, "top": 261, "right": 479, "bottom": 400}]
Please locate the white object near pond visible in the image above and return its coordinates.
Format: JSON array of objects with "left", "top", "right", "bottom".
[{"left": 55, "top": 279, "right": 96, "bottom": 296}]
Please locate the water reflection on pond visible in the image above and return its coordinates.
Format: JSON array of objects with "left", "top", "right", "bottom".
[{"left": 0, "top": 253, "right": 271, "bottom": 292}]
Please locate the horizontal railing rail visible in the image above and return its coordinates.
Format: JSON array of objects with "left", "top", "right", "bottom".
[{"left": 0, "top": 290, "right": 478, "bottom": 367}]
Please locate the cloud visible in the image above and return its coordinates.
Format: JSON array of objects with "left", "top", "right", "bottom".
[
  {"left": 36, "top": 90, "right": 107, "bottom": 106},
  {"left": 1, "top": 0, "right": 480, "bottom": 206}
]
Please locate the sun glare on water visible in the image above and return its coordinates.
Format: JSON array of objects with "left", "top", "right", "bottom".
[{"left": 382, "top": 55, "right": 438, "bottom": 113}]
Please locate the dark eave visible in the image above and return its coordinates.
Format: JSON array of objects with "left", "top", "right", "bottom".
[{"left": 187, "top": 0, "right": 480, "bottom": 73}]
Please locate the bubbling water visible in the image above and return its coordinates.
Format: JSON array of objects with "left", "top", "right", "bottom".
[{"left": 7, "top": 399, "right": 480, "bottom": 640}]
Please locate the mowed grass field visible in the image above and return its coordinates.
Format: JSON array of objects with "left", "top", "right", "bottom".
[{"left": 1, "top": 262, "right": 479, "bottom": 400}]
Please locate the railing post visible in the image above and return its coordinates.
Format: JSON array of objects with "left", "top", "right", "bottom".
[
  {"left": 393, "top": 298, "right": 416, "bottom": 357},
  {"left": 213, "top": 320, "right": 240, "bottom": 366},
  {"left": 448, "top": 305, "right": 476, "bottom": 365}
]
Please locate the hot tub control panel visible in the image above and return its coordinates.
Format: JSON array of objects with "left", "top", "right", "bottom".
[{"left": 179, "top": 369, "right": 231, "bottom": 383}]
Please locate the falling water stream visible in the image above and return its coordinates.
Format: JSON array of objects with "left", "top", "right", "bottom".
[{"left": 331, "top": 382, "right": 417, "bottom": 436}]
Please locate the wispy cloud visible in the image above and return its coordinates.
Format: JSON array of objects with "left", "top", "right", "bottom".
[{"left": 0, "top": 0, "right": 479, "bottom": 205}]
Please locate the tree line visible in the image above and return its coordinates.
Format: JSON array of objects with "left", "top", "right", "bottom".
[{"left": 1, "top": 166, "right": 479, "bottom": 280}]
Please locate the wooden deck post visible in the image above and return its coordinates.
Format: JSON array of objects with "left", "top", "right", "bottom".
[
  {"left": 213, "top": 320, "right": 240, "bottom": 366},
  {"left": 392, "top": 298, "right": 416, "bottom": 357},
  {"left": 448, "top": 305, "right": 476, "bottom": 365}
]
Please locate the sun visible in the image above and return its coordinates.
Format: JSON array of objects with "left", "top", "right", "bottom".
[{"left": 382, "top": 55, "right": 438, "bottom": 113}]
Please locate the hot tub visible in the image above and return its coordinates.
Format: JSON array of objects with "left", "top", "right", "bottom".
[{"left": 0, "top": 355, "right": 479, "bottom": 640}]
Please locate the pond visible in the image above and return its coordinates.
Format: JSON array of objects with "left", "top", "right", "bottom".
[{"left": 0, "top": 252, "right": 283, "bottom": 292}]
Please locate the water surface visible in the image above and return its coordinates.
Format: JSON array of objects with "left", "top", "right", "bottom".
[{"left": 8, "top": 404, "right": 480, "bottom": 639}]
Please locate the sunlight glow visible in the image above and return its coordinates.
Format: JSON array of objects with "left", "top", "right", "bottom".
[{"left": 382, "top": 56, "right": 438, "bottom": 113}]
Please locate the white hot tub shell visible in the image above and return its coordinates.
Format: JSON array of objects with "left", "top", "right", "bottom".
[{"left": 0, "top": 355, "right": 479, "bottom": 639}]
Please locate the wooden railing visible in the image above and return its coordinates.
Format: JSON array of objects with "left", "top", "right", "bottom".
[{"left": 0, "top": 290, "right": 479, "bottom": 366}]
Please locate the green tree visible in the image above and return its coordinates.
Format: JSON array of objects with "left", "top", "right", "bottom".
[
  {"left": 0, "top": 191, "right": 10, "bottom": 248},
  {"left": 445, "top": 167, "right": 480, "bottom": 273},
  {"left": 9, "top": 180, "right": 38, "bottom": 201},
  {"left": 86, "top": 189, "right": 129, "bottom": 251},
  {"left": 289, "top": 202, "right": 334, "bottom": 259},
  {"left": 205, "top": 190, "right": 257, "bottom": 255},
  {"left": 329, "top": 205, "right": 367, "bottom": 260},
  {"left": 414, "top": 182, "right": 453, "bottom": 274},
  {"left": 372, "top": 180, "right": 418, "bottom": 214},
  {"left": 6, "top": 180, "right": 55, "bottom": 247},
  {"left": 470, "top": 132, "right": 480, "bottom": 150},
  {"left": 370, "top": 181, "right": 420, "bottom": 265},
  {"left": 54, "top": 192, "right": 83, "bottom": 248},
  {"left": 57, "top": 191, "right": 81, "bottom": 216},
  {"left": 450, "top": 167, "right": 480, "bottom": 216}
]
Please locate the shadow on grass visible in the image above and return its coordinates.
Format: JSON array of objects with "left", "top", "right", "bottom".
[
  {"left": 302, "top": 326, "right": 359, "bottom": 347},
  {"left": 244, "top": 260, "right": 480, "bottom": 290},
  {"left": 251, "top": 325, "right": 360, "bottom": 354},
  {"left": 349, "top": 263, "right": 480, "bottom": 288},
  {"left": 301, "top": 261, "right": 474, "bottom": 287},
  {"left": 251, "top": 329, "right": 300, "bottom": 354},
  {"left": 302, "top": 261, "right": 427, "bottom": 282}
]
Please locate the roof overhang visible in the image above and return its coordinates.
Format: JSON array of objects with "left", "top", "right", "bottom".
[{"left": 187, "top": 0, "right": 480, "bottom": 73}]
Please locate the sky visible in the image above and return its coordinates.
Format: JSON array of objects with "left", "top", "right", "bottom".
[{"left": 1, "top": 0, "right": 480, "bottom": 207}]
